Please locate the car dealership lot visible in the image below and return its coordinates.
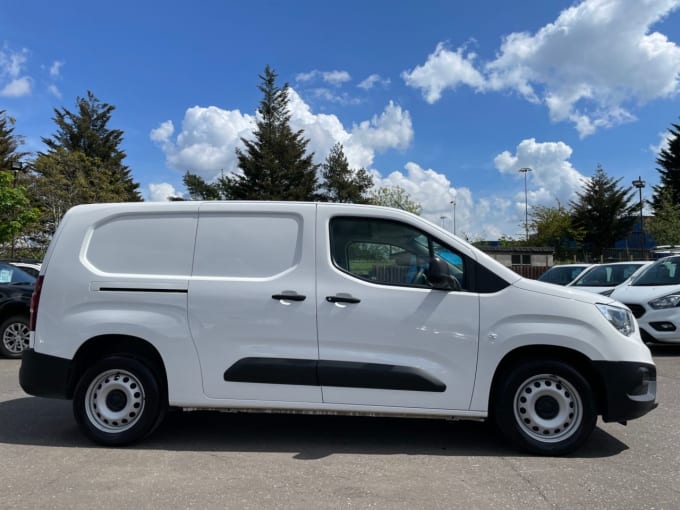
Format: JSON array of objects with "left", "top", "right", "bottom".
[{"left": 1, "top": 348, "right": 679, "bottom": 510}]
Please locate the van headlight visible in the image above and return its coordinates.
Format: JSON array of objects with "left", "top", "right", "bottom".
[
  {"left": 649, "top": 294, "right": 680, "bottom": 309},
  {"left": 596, "top": 303, "right": 635, "bottom": 336}
]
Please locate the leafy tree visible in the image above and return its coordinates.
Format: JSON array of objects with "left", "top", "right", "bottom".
[
  {"left": 320, "top": 143, "right": 373, "bottom": 203},
  {"left": 369, "top": 185, "right": 422, "bottom": 215},
  {"left": 651, "top": 119, "right": 680, "bottom": 212},
  {"left": 40, "top": 91, "right": 141, "bottom": 202},
  {"left": 529, "top": 202, "right": 584, "bottom": 258},
  {"left": 0, "top": 171, "right": 39, "bottom": 249},
  {"left": 647, "top": 187, "right": 680, "bottom": 245},
  {"left": 570, "top": 165, "right": 638, "bottom": 259},
  {"left": 181, "top": 171, "right": 225, "bottom": 200},
  {"left": 224, "top": 66, "right": 319, "bottom": 200}
]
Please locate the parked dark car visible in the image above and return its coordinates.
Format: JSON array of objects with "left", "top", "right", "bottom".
[{"left": 0, "top": 262, "right": 35, "bottom": 358}]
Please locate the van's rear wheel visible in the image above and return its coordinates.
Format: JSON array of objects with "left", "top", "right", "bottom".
[
  {"left": 73, "top": 356, "right": 165, "bottom": 446},
  {"left": 494, "top": 360, "right": 597, "bottom": 455}
]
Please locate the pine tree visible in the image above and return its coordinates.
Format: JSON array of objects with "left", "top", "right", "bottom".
[
  {"left": 225, "top": 66, "right": 319, "bottom": 200},
  {"left": 0, "top": 110, "right": 28, "bottom": 172},
  {"left": 570, "top": 165, "right": 638, "bottom": 259},
  {"left": 320, "top": 143, "right": 373, "bottom": 203},
  {"left": 647, "top": 187, "right": 680, "bottom": 245},
  {"left": 651, "top": 119, "right": 680, "bottom": 212},
  {"left": 40, "top": 91, "right": 141, "bottom": 202}
]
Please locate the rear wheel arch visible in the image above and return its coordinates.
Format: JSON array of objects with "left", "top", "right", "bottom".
[{"left": 69, "top": 335, "right": 168, "bottom": 401}]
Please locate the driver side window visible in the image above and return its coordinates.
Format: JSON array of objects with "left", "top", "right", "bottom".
[{"left": 330, "top": 217, "right": 465, "bottom": 289}]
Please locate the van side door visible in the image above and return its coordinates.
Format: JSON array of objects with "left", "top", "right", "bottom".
[
  {"left": 315, "top": 207, "right": 480, "bottom": 410},
  {"left": 188, "top": 203, "right": 321, "bottom": 403}
]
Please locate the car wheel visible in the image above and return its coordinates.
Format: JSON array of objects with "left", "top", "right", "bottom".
[
  {"left": 0, "top": 315, "right": 30, "bottom": 359},
  {"left": 73, "top": 356, "right": 166, "bottom": 446},
  {"left": 494, "top": 360, "right": 597, "bottom": 456}
]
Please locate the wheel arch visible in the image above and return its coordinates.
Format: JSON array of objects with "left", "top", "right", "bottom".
[
  {"left": 488, "top": 345, "right": 606, "bottom": 418},
  {"left": 68, "top": 335, "right": 168, "bottom": 400}
]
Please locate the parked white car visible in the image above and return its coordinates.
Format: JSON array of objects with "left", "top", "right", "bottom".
[
  {"left": 537, "top": 264, "right": 592, "bottom": 285},
  {"left": 567, "top": 261, "right": 651, "bottom": 295},
  {"left": 9, "top": 261, "right": 41, "bottom": 278},
  {"left": 20, "top": 202, "right": 657, "bottom": 455},
  {"left": 610, "top": 255, "right": 680, "bottom": 344}
]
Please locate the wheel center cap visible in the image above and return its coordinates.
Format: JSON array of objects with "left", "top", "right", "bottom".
[
  {"left": 106, "top": 389, "right": 128, "bottom": 412},
  {"left": 535, "top": 395, "right": 559, "bottom": 420}
]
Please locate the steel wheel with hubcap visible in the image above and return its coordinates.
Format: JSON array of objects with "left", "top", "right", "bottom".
[
  {"left": 495, "top": 360, "right": 597, "bottom": 455},
  {"left": 74, "top": 356, "right": 166, "bottom": 446},
  {"left": 0, "top": 315, "right": 30, "bottom": 359}
]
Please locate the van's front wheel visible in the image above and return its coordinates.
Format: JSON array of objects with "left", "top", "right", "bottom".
[
  {"left": 494, "top": 360, "right": 597, "bottom": 455},
  {"left": 73, "top": 356, "right": 165, "bottom": 446}
]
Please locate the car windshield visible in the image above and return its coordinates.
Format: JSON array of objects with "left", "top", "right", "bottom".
[
  {"left": 0, "top": 262, "right": 36, "bottom": 284},
  {"left": 538, "top": 265, "right": 588, "bottom": 285},
  {"left": 571, "top": 263, "right": 646, "bottom": 287},
  {"left": 631, "top": 256, "right": 680, "bottom": 286}
]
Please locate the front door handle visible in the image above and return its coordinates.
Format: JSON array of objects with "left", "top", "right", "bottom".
[
  {"left": 326, "top": 295, "right": 361, "bottom": 304},
  {"left": 272, "top": 293, "right": 306, "bottom": 302}
]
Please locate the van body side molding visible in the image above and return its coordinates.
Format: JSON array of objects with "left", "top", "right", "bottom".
[
  {"left": 98, "top": 287, "right": 189, "bottom": 293},
  {"left": 223, "top": 357, "right": 446, "bottom": 392}
]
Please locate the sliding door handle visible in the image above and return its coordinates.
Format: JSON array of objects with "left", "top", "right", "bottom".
[
  {"left": 326, "top": 295, "right": 361, "bottom": 304},
  {"left": 272, "top": 293, "right": 306, "bottom": 302}
]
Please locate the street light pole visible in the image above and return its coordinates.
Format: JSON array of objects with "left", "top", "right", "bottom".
[
  {"left": 632, "top": 176, "right": 646, "bottom": 257},
  {"left": 519, "top": 167, "right": 532, "bottom": 242},
  {"left": 440, "top": 215, "right": 446, "bottom": 228},
  {"left": 450, "top": 200, "right": 456, "bottom": 235}
]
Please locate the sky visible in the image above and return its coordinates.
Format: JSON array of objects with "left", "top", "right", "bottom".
[{"left": 1, "top": 0, "right": 679, "bottom": 240}]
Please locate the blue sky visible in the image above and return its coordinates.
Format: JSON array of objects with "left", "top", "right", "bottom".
[{"left": 2, "top": 0, "right": 679, "bottom": 239}]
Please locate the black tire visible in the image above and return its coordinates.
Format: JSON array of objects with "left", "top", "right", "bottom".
[
  {"left": 0, "top": 315, "right": 30, "bottom": 359},
  {"left": 73, "top": 356, "right": 166, "bottom": 446},
  {"left": 493, "top": 360, "right": 597, "bottom": 456}
]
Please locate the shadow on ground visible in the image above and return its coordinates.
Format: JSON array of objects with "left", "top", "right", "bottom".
[
  {"left": 649, "top": 343, "right": 680, "bottom": 357},
  {"left": 0, "top": 396, "right": 627, "bottom": 459}
]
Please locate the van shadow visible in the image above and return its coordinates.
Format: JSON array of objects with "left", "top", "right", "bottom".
[{"left": 0, "top": 397, "right": 627, "bottom": 459}]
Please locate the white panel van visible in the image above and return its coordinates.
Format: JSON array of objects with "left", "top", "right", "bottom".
[{"left": 19, "top": 202, "right": 657, "bottom": 455}]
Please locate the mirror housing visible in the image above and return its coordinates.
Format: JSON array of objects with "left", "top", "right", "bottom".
[{"left": 428, "top": 256, "right": 461, "bottom": 291}]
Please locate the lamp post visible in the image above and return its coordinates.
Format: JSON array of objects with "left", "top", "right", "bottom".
[
  {"left": 632, "top": 176, "right": 646, "bottom": 256},
  {"left": 519, "top": 167, "right": 532, "bottom": 242},
  {"left": 440, "top": 216, "right": 446, "bottom": 228},
  {"left": 450, "top": 200, "right": 456, "bottom": 235},
  {"left": 11, "top": 161, "right": 23, "bottom": 188}
]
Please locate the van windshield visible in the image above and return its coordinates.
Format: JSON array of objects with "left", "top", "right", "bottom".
[{"left": 631, "top": 256, "right": 680, "bottom": 286}]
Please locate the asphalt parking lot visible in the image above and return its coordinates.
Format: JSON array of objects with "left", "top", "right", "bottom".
[{"left": 1, "top": 346, "right": 679, "bottom": 510}]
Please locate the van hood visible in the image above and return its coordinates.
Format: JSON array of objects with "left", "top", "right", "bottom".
[{"left": 513, "top": 277, "right": 617, "bottom": 305}]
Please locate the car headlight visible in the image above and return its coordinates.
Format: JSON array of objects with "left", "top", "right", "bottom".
[
  {"left": 649, "top": 294, "right": 680, "bottom": 309},
  {"left": 596, "top": 303, "right": 635, "bottom": 336}
]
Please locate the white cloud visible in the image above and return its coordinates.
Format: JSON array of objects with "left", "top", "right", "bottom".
[
  {"left": 650, "top": 130, "right": 672, "bottom": 154},
  {"left": 358, "top": 74, "right": 391, "bottom": 90},
  {"left": 148, "top": 182, "right": 182, "bottom": 202},
  {"left": 403, "top": 0, "right": 680, "bottom": 136},
  {"left": 1, "top": 77, "right": 31, "bottom": 97},
  {"left": 49, "top": 60, "right": 63, "bottom": 78},
  {"left": 152, "top": 88, "right": 414, "bottom": 180},
  {"left": 402, "top": 42, "right": 486, "bottom": 103},
  {"left": 0, "top": 47, "right": 31, "bottom": 97},
  {"left": 47, "top": 84, "right": 61, "bottom": 98},
  {"left": 296, "top": 69, "right": 351, "bottom": 86}
]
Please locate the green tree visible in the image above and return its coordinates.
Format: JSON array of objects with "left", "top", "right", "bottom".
[
  {"left": 570, "top": 165, "right": 638, "bottom": 259},
  {"left": 181, "top": 171, "right": 225, "bottom": 200},
  {"left": 651, "top": 119, "right": 680, "bottom": 212},
  {"left": 320, "top": 143, "right": 373, "bottom": 203},
  {"left": 223, "top": 66, "right": 319, "bottom": 200},
  {"left": 369, "top": 185, "right": 422, "bottom": 215},
  {"left": 40, "top": 91, "right": 141, "bottom": 202},
  {"left": 0, "top": 110, "right": 28, "bottom": 171},
  {"left": 0, "top": 171, "right": 39, "bottom": 249},
  {"left": 529, "top": 202, "right": 584, "bottom": 258},
  {"left": 647, "top": 187, "right": 680, "bottom": 245}
]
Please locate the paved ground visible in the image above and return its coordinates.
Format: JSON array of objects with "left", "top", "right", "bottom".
[{"left": 1, "top": 345, "right": 679, "bottom": 510}]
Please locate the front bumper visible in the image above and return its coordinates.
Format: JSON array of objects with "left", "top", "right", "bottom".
[
  {"left": 592, "top": 361, "right": 657, "bottom": 422},
  {"left": 19, "top": 349, "right": 72, "bottom": 399}
]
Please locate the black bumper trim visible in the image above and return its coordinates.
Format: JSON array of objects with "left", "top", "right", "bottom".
[
  {"left": 592, "top": 361, "right": 657, "bottom": 422},
  {"left": 19, "top": 349, "right": 72, "bottom": 399}
]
